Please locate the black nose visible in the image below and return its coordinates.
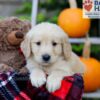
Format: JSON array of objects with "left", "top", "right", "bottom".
[{"left": 42, "top": 54, "right": 51, "bottom": 62}]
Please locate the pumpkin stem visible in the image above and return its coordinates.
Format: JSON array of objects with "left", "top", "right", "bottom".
[
  {"left": 68, "top": 0, "right": 77, "bottom": 8},
  {"left": 82, "top": 34, "right": 91, "bottom": 59}
]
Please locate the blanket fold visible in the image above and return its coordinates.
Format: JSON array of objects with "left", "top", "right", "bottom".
[{"left": 0, "top": 71, "right": 84, "bottom": 100}]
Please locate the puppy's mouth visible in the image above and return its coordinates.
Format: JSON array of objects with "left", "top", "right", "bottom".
[{"left": 41, "top": 61, "right": 51, "bottom": 66}]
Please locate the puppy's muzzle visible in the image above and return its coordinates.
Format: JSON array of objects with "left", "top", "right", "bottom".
[{"left": 42, "top": 54, "right": 51, "bottom": 62}]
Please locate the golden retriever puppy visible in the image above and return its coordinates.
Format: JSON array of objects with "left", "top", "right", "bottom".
[{"left": 21, "top": 22, "right": 85, "bottom": 92}]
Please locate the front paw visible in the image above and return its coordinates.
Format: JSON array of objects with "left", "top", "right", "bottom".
[
  {"left": 30, "top": 70, "right": 46, "bottom": 88},
  {"left": 46, "top": 75, "right": 62, "bottom": 92}
]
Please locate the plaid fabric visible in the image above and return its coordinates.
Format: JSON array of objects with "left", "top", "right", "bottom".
[{"left": 0, "top": 71, "right": 84, "bottom": 100}]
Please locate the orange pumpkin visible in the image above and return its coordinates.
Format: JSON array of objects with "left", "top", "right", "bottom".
[
  {"left": 99, "top": 61, "right": 100, "bottom": 89},
  {"left": 58, "top": 8, "right": 91, "bottom": 37},
  {"left": 80, "top": 57, "right": 100, "bottom": 92},
  {"left": 80, "top": 39, "right": 100, "bottom": 92}
]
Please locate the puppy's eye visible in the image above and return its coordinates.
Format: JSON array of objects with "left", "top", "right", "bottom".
[
  {"left": 36, "top": 42, "right": 41, "bottom": 46},
  {"left": 52, "top": 42, "right": 57, "bottom": 46}
]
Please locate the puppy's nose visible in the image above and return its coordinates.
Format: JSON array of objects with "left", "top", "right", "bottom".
[{"left": 42, "top": 54, "right": 51, "bottom": 62}]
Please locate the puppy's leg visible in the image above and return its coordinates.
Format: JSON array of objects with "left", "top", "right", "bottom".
[
  {"left": 26, "top": 58, "right": 46, "bottom": 88},
  {"left": 30, "top": 68, "right": 46, "bottom": 88},
  {"left": 46, "top": 68, "right": 74, "bottom": 92}
]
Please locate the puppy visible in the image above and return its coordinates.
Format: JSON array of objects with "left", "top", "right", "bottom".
[{"left": 21, "top": 22, "right": 85, "bottom": 92}]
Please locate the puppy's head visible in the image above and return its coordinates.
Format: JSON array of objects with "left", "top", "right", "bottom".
[{"left": 21, "top": 22, "right": 71, "bottom": 66}]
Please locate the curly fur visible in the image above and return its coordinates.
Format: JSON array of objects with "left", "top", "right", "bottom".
[{"left": 0, "top": 17, "right": 31, "bottom": 71}]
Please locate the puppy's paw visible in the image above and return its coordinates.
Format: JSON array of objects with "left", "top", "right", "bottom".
[
  {"left": 46, "top": 75, "right": 62, "bottom": 92},
  {"left": 30, "top": 70, "right": 46, "bottom": 88}
]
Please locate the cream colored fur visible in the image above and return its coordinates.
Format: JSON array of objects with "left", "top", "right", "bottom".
[{"left": 21, "top": 22, "right": 85, "bottom": 92}]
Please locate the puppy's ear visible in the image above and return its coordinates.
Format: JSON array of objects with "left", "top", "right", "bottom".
[
  {"left": 62, "top": 36, "right": 72, "bottom": 60},
  {"left": 21, "top": 33, "right": 31, "bottom": 58}
]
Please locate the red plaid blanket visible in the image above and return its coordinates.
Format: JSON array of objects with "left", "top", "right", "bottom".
[{"left": 0, "top": 71, "right": 84, "bottom": 100}]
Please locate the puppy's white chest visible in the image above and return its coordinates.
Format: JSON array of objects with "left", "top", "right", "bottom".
[{"left": 42, "top": 67, "right": 52, "bottom": 75}]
